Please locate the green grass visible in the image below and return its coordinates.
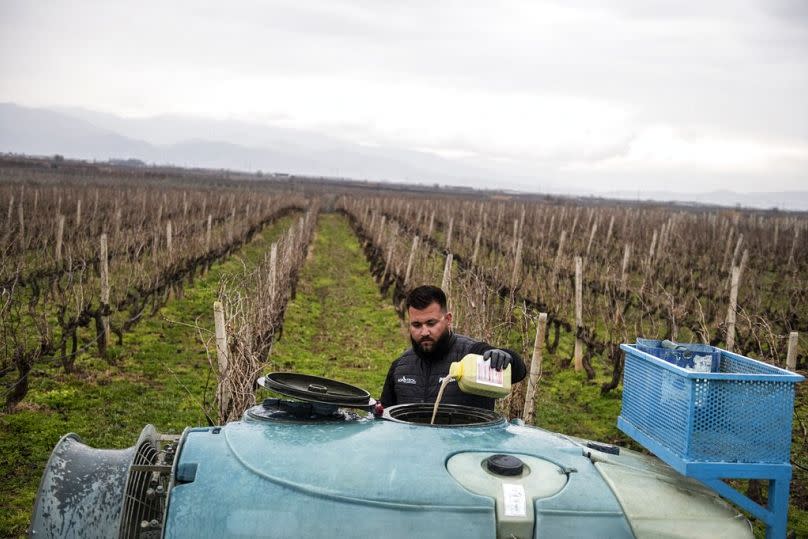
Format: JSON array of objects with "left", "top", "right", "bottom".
[
  {"left": 0, "top": 215, "right": 297, "bottom": 538},
  {"left": 262, "top": 213, "right": 404, "bottom": 399}
]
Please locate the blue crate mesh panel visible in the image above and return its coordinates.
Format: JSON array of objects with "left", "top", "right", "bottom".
[
  {"left": 692, "top": 378, "right": 795, "bottom": 463},
  {"left": 622, "top": 354, "right": 690, "bottom": 456},
  {"left": 621, "top": 344, "right": 798, "bottom": 465}
]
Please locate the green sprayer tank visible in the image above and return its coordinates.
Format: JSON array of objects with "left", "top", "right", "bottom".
[{"left": 28, "top": 369, "right": 758, "bottom": 539}]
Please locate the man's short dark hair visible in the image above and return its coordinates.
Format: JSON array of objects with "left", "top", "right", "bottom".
[{"left": 406, "top": 285, "right": 447, "bottom": 311}]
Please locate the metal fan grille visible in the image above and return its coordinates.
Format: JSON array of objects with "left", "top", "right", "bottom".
[{"left": 119, "top": 434, "right": 176, "bottom": 538}]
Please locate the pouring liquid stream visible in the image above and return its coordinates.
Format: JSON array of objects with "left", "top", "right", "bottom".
[{"left": 431, "top": 375, "right": 454, "bottom": 425}]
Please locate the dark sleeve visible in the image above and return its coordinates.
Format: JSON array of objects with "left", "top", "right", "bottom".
[
  {"left": 379, "top": 359, "right": 400, "bottom": 407},
  {"left": 468, "top": 342, "right": 527, "bottom": 384}
]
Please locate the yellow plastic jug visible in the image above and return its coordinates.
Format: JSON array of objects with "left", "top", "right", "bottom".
[{"left": 448, "top": 353, "right": 512, "bottom": 398}]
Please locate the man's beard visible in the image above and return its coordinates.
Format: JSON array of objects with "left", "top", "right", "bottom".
[{"left": 411, "top": 329, "right": 453, "bottom": 361}]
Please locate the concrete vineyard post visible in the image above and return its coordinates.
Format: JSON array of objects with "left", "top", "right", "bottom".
[
  {"left": 725, "top": 266, "right": 741, "bottom": 352},
  {"left": 574, "top": 256, "right": 583, "bottom": 371},
  {"left": 166, "top": 221, "right": 173, "bottom": 257},
  {"left": 213, "top": 301, "right": 231, "bottom": 421},
  {"left": 76, "top": 198, "right": 82, "bottom": 229},
  {"left": 446, "top": 217, "right": 454, "bottom": 252},
  {"left": 427, "top": 212, "right": 435, "bottom": 238},
  {"left": 523, "top": 312, "right": 547, "bottom": 424},
  {"left": 100, "top": 233, "right": 110, "bottom": 353},
  {"left": 786, "top": 332, "right": 799, "bottom": 371}
]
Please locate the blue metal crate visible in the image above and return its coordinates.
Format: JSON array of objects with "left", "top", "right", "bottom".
[{"left": 618, "top": 342, "right": 803, "bottom": 465}]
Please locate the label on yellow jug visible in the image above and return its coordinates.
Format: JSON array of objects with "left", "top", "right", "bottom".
[
  {"left": 475, "top": 356, "right": 505, "bottom": 387},
  {"left": 448, "top": 354, "right": 512, "bottom": 398}
]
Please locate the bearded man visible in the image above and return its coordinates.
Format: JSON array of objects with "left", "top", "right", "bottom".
[{"left": 379, "top": 285, "right": 526, "bottom": 410}]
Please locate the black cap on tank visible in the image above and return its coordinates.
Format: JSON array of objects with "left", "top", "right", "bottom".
[{"left": 485, "top": 454, "right": 524, "bottom": 476}]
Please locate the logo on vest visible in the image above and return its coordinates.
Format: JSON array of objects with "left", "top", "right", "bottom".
[
  {"left": 438, "top": 376, "right": 456, "bottom": 384},
  {"left": 396, "top": 376, "right": 416, "bottom": 385}
]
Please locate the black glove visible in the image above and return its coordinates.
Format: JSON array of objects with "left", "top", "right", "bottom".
[{"left": 483, "top": 349, "right": 511, "bottom": 371}]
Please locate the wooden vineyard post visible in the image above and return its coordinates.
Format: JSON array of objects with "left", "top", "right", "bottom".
[
  {"left": 442, "top": 253, "right": 453, "bottom": 309},
  {"left": 268, "top": 242, "right": 278, "bottom": 304},
  {"left": 99, "top": 233, "right": 110, "bottom": 357},
  {"left": 786, "top": 332, "right": 798, "bottom": 371},
  {"left": 721, "top": 228, "right": 735, "bottom": 272},
  {"left": 551, "top": 230, "right": 566, "bottom": 288},
  {"left": 115, "top": 208, "right": 122, "bottom": 237},
  {"left": 17, "top": 198, "right": 25, "bottom": 250},
  {"left": 788, "top": 226, "right": 799, "bottom": 268},
  {"left": 376, "top": 215, "right": 386, "bottom": 246},
  {"left": 383, "top": 240, "right": 394, "bottom": 282},
  {"left": 213, "top": 301, "right": 232, "bottom": 422},
  {"left": 585, "top": 221, "right": 597, "bottom": 257},
  {"left": 620, "top": 243, "right": 631, "bottom": 293},
  {"left": 574, "top": 256, "right": 583, "bottom": 371},
  {"left": 404, "top": 235, "right": 419, "bottom": 287},
  {"left": 166, "top": 220, "right": 173, "bottom": 257},
  {"left": 730, "top": 233, "right": 744, "bottom": 270},
  {"left": 152, "top": 227, "right": 159, "bottom": 260},
  {"left": 725, "top": 266, "right": 741, "bottom": 352},
  {"left": 646, "top": 229, "right": 658, "bottom": 270},
  {"left": 205, "top": 214, "right": 212, "bottom": 251},
  {"left": 471, "top": 225, "right": 482, "bottom": 266},
  {"left": 510, "top": 237, "right": 523, "bottom": 291},
  {"left": 55, "top": 214, "right": 65, "bottom": 263},
  {"left": 523, "top": 312, "right": 547, "bottom": 424},
  {"left": 605, "top": 215, "right": 615, "bottom": 248}
]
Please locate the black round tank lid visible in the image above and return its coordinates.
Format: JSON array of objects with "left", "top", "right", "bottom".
[
  {"left": 486, "top": 454, "right": 524, "bottom": 476},
  {"left": 263, "top": 372, "right": 371, "bottom": 407}
]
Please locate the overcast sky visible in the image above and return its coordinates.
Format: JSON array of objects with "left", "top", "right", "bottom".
[{"left": 1, "top": 0, "right": 807, "bottom": 194}]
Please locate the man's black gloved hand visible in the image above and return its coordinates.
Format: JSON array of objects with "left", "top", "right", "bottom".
[{"left": 483, "top": 349, "right": 512, "bottom": 371}]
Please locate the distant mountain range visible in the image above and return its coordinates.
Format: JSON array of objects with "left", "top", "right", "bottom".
[
  {"left": 1, "top": 102, "right": 806, "bottom": 211},
  {"left": 0, "top": 102, "right": 493, "bottom": 187}
]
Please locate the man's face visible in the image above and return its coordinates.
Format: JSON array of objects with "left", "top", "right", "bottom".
[{"left": 408, "top": 302, "right": 452, "bottom": 352}]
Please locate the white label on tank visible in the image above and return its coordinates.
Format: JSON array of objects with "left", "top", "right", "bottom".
[
  {"left": 502, "top": 483, "right": 526, "bottom": 517},
  {"left": 476, "top": 356, "right": 504, "bottom": 386}
]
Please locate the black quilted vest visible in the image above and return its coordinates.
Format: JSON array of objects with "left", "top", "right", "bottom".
[{"left": 381, "top": 333, "right": 499, "bottom": 410}]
